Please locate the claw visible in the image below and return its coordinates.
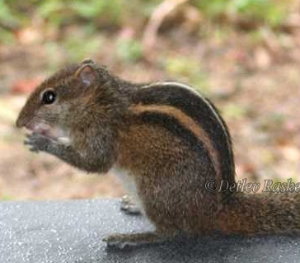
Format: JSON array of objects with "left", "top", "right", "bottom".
[
  {"left": 29, "top": 147, "right": 39, "bottom": 153},
  {"left": 120, "top": 195, "right": 141, "bottom": 215},
  {"left": 23, "top": 132, "right": 50, "bottom": 153},
  {"left": 103, "top": 236, "right": 136, "bottom": 249},
  {"left": 104, "top": 232, "right": 165, "bottom": 249}
]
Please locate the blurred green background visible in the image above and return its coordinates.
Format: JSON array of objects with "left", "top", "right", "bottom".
[{"left": 0, "top": 0, "right": 300, "bottom": 200}]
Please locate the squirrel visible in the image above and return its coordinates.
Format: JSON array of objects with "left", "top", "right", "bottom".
[{"left": 16, "top": 59, "right": 300, "bottom": 249}]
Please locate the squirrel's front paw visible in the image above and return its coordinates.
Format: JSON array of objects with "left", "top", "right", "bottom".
[{"left": 24, "top": 133, "right": 53, "bottom": 153}]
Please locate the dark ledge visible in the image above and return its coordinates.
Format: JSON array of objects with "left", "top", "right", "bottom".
[{"left": 0, "top": 199, "right": 299, "bottom": 263}]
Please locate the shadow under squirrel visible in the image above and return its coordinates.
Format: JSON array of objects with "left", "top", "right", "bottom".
[{"left": 16, "top": 59, "right": 300, "bottom": 249}]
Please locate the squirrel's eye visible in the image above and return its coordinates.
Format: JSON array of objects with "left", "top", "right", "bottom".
[{"left": 42, "top": 90, "right": 56, "bottom": 104}]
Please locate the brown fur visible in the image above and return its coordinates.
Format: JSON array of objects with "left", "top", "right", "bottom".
[
  {"left": 217, "top": 192, "right": 300, "bottom": 235},
  {"left": 129, "top": 104, "right": 222, "bottom": 187},
  {"left": 118, "top": 120, "right": 219, "bottom": 234},
  {"left": 16, "top": 60, "right": 300, "bottom": 248}
]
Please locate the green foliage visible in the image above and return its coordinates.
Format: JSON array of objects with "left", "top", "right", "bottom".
[
  {"left": 44, "top": 33, "right": 103, "bottom": 70},
  {"left": 0, "top": 0, "right": 18, "bottom": 25},
  {"left": 0, "top": 194, "right": 13, "bottom": 201},
  {"left": 230, "top": 0, "right": 288, "bottom": 27},
  {"left": 222, "top": 103, "right": 248, "bottom": 120},
  {"left": 0, "top": 0, "right": 294, "bottom": 43},
  {"left": 116, "top": 39, "right": 143, "bottom": 63},
  {"left": 193, "top": 0, "right": 228, "bottom": 18},
  {"left": 165, "top": 56, "right": 209, "bottom": 92},
  {"left": 1, "top": 0, "right": 124, "bottom": 28},
  {"left": 258, "top": 112, "right": 286, "bottom": 131},
  {"left": 125, "top": 0, "right": 161, "bottom": 17},
  {"left": 0, "top": 28, "right": 15, "bottom": 44},
  {"left": 71, "top": 0, "right": 122, "bottom": 20},
  {"left": 192, "top": 0, "right": 290, "bottom": 27},
  {"left": 36, "top": 0, "right": 66, "bottom": 26},
  {"left": 37, "top": 0, "right": 123, "bottom": 26},
  {"left": 63, "top": 34, "right": 103, "bottom": 62}
]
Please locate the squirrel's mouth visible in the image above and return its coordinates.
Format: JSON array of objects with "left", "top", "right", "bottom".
[
  {"left": 25, "top": 121, "right": 71, "bottom": 145},
  {"left": 25, "top": 122, "right": 53, "bottom": 138}
]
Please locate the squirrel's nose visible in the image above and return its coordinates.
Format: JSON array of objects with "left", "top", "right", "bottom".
[
  {"left": 15, "top": 112, "right": 28, "bottom": 128},
  {"left": 16, "top": 116, "right": 24, "bottom": 128}
]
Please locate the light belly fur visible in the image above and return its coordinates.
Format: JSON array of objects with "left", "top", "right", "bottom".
[{"left": 111, "top": 166, "right": 144, "bottom": 213}]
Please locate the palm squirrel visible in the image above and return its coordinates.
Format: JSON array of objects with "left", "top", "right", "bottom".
[{"left": 16, "top": 59, "right": 300, "bottom": 249}]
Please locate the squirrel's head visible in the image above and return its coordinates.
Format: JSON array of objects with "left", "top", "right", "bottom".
[{"left": 16, "top": 59, "right": 124, "bottom": 140}]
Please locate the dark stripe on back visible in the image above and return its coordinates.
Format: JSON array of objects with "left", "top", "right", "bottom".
[
  {"left": 135, "top": 111, "right": 216, "bottom": 177},
  {"left": 202, "top": 97, "right": 235, "bottom": 179},
  {"left": 132, "top": 85, "right": 235, "bottom": 186}
]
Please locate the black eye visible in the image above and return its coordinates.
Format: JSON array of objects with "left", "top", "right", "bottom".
[{"left": 42, "top": 90, "right": 56, "bottom": 104}]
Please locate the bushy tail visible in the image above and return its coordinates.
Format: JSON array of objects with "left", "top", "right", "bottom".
[{"left": 216, "top": 192, "right": 300, "bottom": 235}]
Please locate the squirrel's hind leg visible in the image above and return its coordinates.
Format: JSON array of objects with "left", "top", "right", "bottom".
[
  {"left": 103, "top": 232, "right": 167, "bottom": 249},
  {"left": 120, "top": 195, "right": 142, "bottom": 215}
]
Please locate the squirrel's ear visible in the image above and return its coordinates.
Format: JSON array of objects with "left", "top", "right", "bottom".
[
  {"left": 81, "top": 58, "right": 95, "bottom": 65},
  {"left": 75, "top": 64, "right": 96, "bottom": 87}
]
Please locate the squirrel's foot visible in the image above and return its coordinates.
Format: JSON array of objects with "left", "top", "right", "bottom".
[
  {"left": 24, "top": 132, "right": 53, "bottom": 152},
  {"left": 103, "top": 232, "right": 165, "bottom": 249},
  {"left": 120, "top": 195, "right": 142, "bottom": 215}
]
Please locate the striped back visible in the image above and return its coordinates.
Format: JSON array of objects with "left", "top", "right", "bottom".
[{"left": 131, "top": 82, "right": 236, "bottom": 189}]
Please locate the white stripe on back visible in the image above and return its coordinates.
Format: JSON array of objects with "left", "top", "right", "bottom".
[{"left": 142, "top": 82, "right": 230, "bottom": 145}]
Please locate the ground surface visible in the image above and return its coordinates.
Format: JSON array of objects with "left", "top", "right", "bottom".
[{"left": 0, "top": 199, "right": 299, "bottom": 263}]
